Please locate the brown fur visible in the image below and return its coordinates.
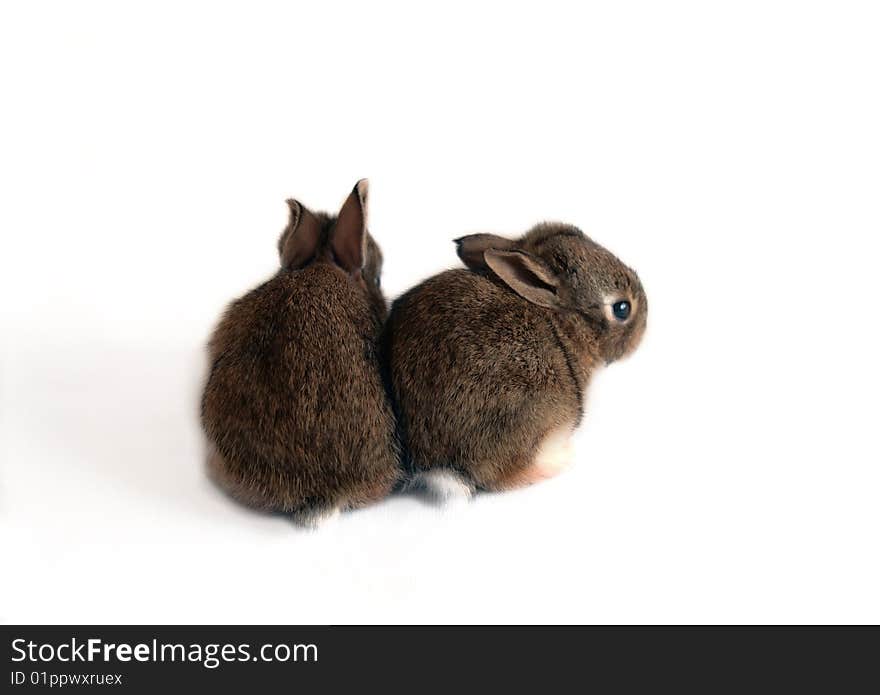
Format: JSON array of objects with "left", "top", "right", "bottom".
[
  {"left": 200, "top": 181, "right": 400, "bottom": 515},
  {"left": 383, "top": 223, "right": 646, "bottom": 491}
]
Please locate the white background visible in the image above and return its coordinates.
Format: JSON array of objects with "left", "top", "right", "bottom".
[{"left": 1, "top": 1, "right": 878, "bottom": 624}]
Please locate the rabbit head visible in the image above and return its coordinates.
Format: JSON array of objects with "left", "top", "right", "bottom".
[
  {"left": 455, "top": 223, "right": 647, "bottom": 364},
  {"left": 278, "top": 178, "right": 385, "bottom": 315}
]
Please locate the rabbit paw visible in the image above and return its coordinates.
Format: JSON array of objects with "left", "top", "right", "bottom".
[
  {"left": 496, "top": 428, "right": 575, "bottom": 490},
  {"left": 532, "top": 427, "right": 575, "bottom": 479}
]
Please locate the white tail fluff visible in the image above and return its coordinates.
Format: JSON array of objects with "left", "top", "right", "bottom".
[
  {"left": 293, "top": 505, "right": 341, "bottom": 529},
  {"left": 412, "top": 470, "right": 474, "bottom": 506}
]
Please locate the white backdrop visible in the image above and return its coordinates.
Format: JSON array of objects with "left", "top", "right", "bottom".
[{"left": 1, "top": 1, "right": 878, "bottom": 624}]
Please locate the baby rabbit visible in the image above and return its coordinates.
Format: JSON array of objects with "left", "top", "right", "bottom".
[
  {"left": 384, "top": 223, "right": 646, "bottom": 500},
  {"left": 201, "top": 180, "right": 400, "bottom": 525}
]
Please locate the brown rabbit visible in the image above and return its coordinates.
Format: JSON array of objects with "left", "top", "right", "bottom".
[
  {"left": 201, "top": 180, "right": 400, "bottom": 525},
  {"left": 384, "top": 223, "right": 646, "bottom": 501}
]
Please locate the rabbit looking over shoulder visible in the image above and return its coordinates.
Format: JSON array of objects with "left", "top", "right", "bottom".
[
  {"left": 201, "top": 180, "right": 400, "bottom": 525},
  {"left": 384, "top": 223, "right": 646, "bottom": 501}
]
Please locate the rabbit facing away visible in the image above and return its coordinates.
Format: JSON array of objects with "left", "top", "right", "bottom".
[
  {"left": 384, "top": 223, "right": 646, "bottom": 501},
  {"left": 201, "top": 180, "right": 400, "bottom": 525}
]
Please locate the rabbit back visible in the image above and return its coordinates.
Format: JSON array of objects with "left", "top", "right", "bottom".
[
  {"left": 385, "top": 268, "right": 581, "bottom": 490},
  {"left": 202, "top": 263, "right": 399, "bottom": 512}
]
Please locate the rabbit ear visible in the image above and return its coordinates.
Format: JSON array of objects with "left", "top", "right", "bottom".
[
  {"left": 279, "top": 199, "right": 323, "bottom": 269},
  {"left": 484, "top": 249, "right": 561, "bottom": 308},
  {"left": 331, "top": 179, "right": 369, "bottom": 273},
  {"left": 454, "top": 233, "right": 516, "bottom": 270}
]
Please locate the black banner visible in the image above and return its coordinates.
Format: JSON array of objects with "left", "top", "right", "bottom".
[{"left": 2, "top": 626, "right": 877, "bottom": 692}]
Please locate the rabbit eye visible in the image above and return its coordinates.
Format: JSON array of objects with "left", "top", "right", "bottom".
[
  {"left": 375, "top": 275, "right": 381, "bottom": 289},
  {"left": 612, "top": 300, "right": 631, "bottom": 321}
]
